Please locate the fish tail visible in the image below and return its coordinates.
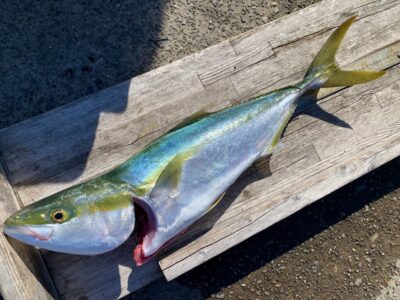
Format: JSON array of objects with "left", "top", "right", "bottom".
[{"left": 303, "top": 16, "right": 385, "bottom": 88}]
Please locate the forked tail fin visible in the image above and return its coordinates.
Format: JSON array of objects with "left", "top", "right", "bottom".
[{"left": 304, "top": 16, "right": 385, "bottom": 88}]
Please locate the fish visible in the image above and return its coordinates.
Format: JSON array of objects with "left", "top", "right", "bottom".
[{"left": 3, "top": 16, "right": 384, "bottom": 265}]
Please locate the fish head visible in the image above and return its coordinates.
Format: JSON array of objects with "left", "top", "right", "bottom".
[{"left": 3, "top": 179, "right": 135, "bottom": 255}]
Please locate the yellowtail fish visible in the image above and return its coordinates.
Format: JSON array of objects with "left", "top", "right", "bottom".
[{"left": 4, "top": 17, "right": 384, "bottom": 265}]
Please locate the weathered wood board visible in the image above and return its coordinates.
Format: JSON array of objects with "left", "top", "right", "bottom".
[{"left": 0, "top": 0, "right": 399, "bottom": 298}]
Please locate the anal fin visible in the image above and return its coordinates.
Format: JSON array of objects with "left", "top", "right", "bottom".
[
  {"left": 251, "top": 107, "right": 295, "bottom": 179},
  {"left": 260, "top": 105, "right": 295, "bottom": 158},
  {"left": 270, "top": 107, "right": 295, "bottom": 151}
]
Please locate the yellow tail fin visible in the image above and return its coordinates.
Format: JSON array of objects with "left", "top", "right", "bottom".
[{"left": 305, "top": 16, "right": 385, "bottom": 87}]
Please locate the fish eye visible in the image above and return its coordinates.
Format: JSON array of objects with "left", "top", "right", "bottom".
[{"left": 51, "top": 210, "right": 67, "bottom": 223}]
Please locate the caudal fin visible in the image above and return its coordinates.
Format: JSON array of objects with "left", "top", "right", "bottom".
[{"left": 305, "top": 16, "right": 385, "bottom": 87}]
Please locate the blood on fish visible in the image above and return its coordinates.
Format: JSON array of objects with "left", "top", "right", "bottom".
[
  {"left": 133, "top": 201, "right": 157, "bottom": 265},
  {"left": 133, "top": 201, "right": 189, "bottom": 266}
]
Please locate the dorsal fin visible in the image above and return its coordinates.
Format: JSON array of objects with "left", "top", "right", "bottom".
[{"left": 168, "top": 110, "right": 212, "bottom": 133}]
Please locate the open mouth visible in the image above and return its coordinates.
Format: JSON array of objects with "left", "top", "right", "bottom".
[{"left": 132, "top": 200, "right": 157, "bottom": 266}]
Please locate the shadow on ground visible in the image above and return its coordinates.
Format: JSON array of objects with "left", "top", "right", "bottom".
[
  {"left": 0, "top": 1, "right": 167, "bottom": 183},
  {"left": 130, "top": 157, "right": 400, "bottom": 299}
]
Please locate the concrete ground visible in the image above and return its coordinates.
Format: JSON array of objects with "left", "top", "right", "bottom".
[{"left": 0, "top": 1, "right": 399, "bottom": 299}]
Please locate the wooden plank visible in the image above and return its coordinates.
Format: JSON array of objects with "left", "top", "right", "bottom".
[
  {"left": 0, "top": 0, "right": 398, "bottom": 298},
  {"left": 189, "top": 39, "right": 274, "bottom": 87},
  {"left": 0, "top": 162, "right": 59, "bottom": 300}
]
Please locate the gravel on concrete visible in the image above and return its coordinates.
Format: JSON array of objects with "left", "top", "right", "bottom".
[{"left": 1, "top": 1, "right": 399, "bottom": 300}]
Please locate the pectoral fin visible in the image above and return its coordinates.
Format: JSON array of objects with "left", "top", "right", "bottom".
[
  {"left": 151, "top": 155, "right": 186, "bottom": 197},
  {"left": 150, "top": 150, "right": 195, "bottom": 198}
]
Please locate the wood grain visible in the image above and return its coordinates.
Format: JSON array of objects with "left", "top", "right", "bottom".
[{"left": 0, "top": 0, "right": 399, "bottom": 298}]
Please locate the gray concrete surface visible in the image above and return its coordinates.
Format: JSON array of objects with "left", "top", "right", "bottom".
[{"left": 0, "top": 1, "right": 399, "bottom": 299}]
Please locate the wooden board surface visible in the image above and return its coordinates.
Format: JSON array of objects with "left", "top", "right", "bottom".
[{"left": 0, "top": 0, "right": 399, "bottom": 298}]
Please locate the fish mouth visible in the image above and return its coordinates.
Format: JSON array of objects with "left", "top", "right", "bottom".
[{"left": 4, "top": 225, "right": 53, "bottom": 242}]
